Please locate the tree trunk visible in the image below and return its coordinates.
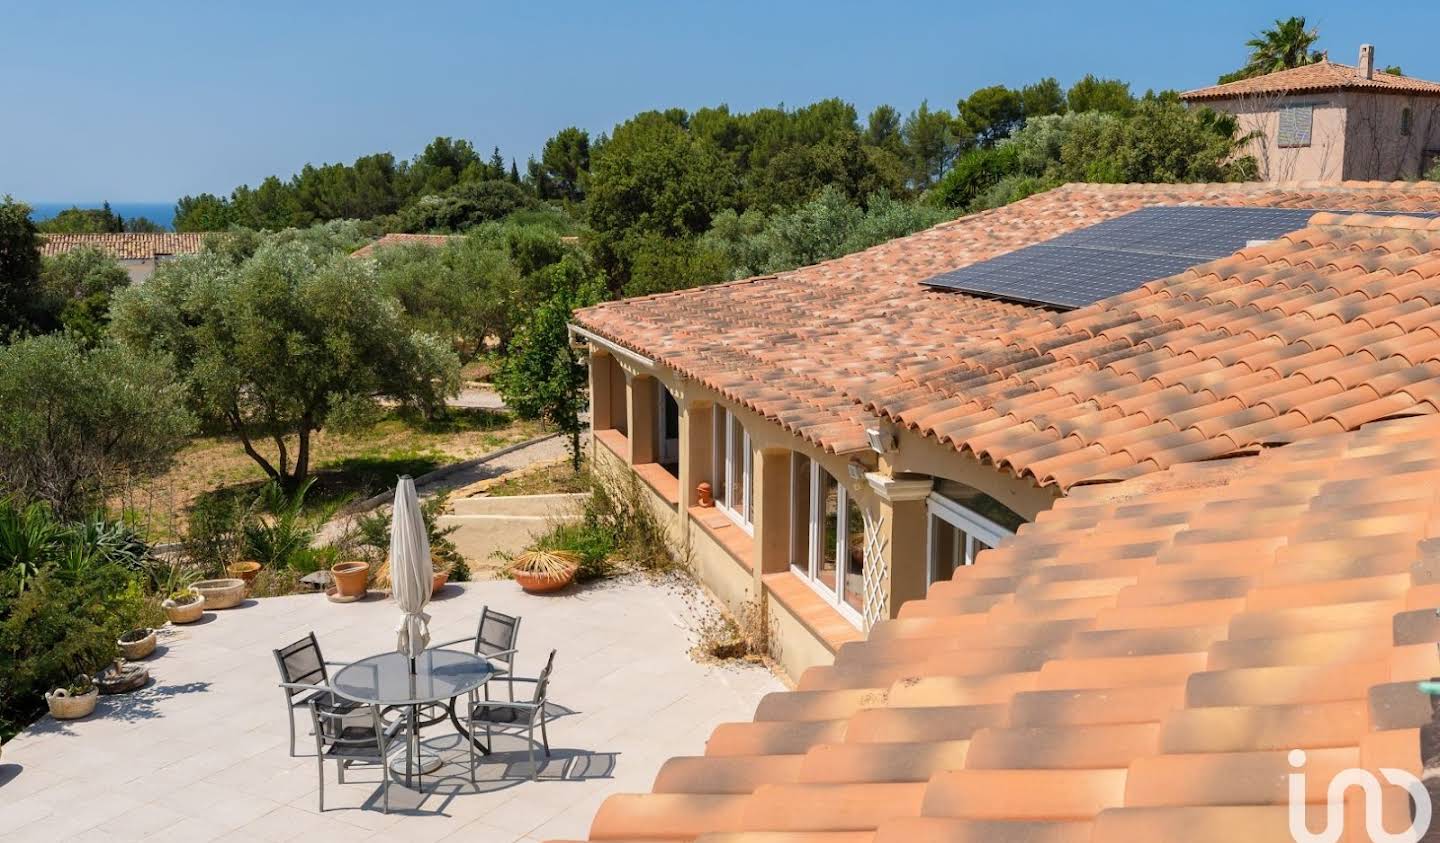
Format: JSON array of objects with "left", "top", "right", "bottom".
[
  {"left": 290, "top": 424, "right": 312, "bottom": 492},
  {"left": 231, "top": 413, "right": 281, "bottom": 483}
]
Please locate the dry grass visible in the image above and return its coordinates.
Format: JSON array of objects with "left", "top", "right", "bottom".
[
  {"left": 483, "top": 456, "right": 592, "bottom": 497},
  {"left": 691, "top": 596, "right": 770, "bottom": 664},
  {"left": 117, "top": 407, "right": 544, "bottom": 540}
]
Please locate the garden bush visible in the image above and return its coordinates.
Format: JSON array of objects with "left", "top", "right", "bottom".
[
  {"left": 0, "top": 499, "right": 163, "bottom": 739},
  {"left": 516, "top": 467, "right": 681, "bottom": 581}
]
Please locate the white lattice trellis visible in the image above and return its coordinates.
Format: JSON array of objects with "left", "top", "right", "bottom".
[{"left": 861, "top": 510, "right": 889, "bottom": 629}]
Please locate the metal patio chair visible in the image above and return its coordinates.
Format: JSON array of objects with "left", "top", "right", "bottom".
[
  {"left": 434, "top": 606, "right": 521, "bottom": 700},
  {"left": 273, "top": 632, "right": 360, "bottom": 756},
  {"left": 464, "top": 649, "right": 557, "bottom": 782},
  {"left": 280, "top": 685, "right": 402, "bottom": 814}
]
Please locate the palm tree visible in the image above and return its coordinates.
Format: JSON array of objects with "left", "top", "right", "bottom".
[{"left": 1218, "top": 16, "right": 1323, "bottom": 83}]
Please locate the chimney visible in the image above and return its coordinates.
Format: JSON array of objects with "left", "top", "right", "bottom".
[{"left": 1359, "top": 44, "right": 1375, "bottom": 79}]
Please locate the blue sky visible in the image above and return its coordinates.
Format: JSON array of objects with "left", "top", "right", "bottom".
[{"left": 3, "top": 1, "right": 1437, "bottom": 203}]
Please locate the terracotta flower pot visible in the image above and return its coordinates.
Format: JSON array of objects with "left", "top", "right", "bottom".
[
  {"left": 331, "top": 561, "right": 369, "bottom": 599},
  {"left": 162, "top": 589, "right": 204, "bottom": 624},
  {"left": 513, "top": 566, "right": 577, "bottom": 594},
  {"left": 431, "top": 569, "right": 450, "bottom": 595},
  {"left": 697, "top": 482, "right": 714, "bottom": 507},
  {"left": 117, "top": 628, "right": 157, "bottom": 660},
  {"left": 226, "top": 561, "right": 262, "bottom": 587},
  {"left": 46, "top": 684, "right": 98, "bottom": 720}
]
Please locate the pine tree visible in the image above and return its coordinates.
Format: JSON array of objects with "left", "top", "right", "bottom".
[
  {"left": 489, "top": 146, "right": 505, "bottom": 180},
  {"left": 509, "top": 159, "right": 521, "bottom": 185}
]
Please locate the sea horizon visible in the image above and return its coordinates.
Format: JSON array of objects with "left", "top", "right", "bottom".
[{"left": 27, "top": 200, "right": 175, "bottom": 231}]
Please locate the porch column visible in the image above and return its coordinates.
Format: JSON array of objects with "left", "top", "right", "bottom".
[
  {"left": 680, "top": 400, "right": 713, "bottom": 508},
  {"left": 588, "top": 348, "right": 614, "bottom": 431},
  {"left": 627, "top": 373, "right": 657, "bottom": 465},
  {"left": 753, "top": 447, "right": 793, "bottom": 578},
  {"left": 867, "top": 473, "right": 935, "bottom": 621}
]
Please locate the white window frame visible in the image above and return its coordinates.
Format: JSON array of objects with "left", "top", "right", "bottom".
[
  {"left": 790, "top": 458, "right": 863, "bottom": 627},
  {"left": 712, "top": 406, "right": 753, "bottom": 534},
  {"left": 925, "top": 491, "right": 1012, "bottom": 586}
]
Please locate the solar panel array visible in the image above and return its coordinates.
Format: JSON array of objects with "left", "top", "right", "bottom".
[{"left": 920, "top": 206, "right": 1435, "bottom": 309}]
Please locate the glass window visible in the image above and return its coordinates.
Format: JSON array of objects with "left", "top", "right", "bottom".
[
  {"left": 926, "top": 479, "right": 1020, "bottom": 586},
  {"left": 818, "top": 469, "right": 839, "bottom": 591},
  {"left": 788, "top": 457, "right": 862, "bottom": 628},
  {"left": 1401, "top": 108, "right": 1413, "bottom": 137},
  {"left": 933, "top": 480, "right": 1025, "bottom": 533},
  {"left": 712, "top": 408, "right": 727, "bottom": 508},
  {"left": 843, "top": 493, "right": 865, "bottom": 614},
  {"left": 790, "top": 454, "right": 812, "bottom": 573},
  {"left": 712, "top": 406, "right": 752, "bottom": 532},
  {"left": 929, "top": 515, "right": 966, "bottom": 584}
]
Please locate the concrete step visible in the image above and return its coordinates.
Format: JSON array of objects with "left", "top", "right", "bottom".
[{"left": 447, "top": 492, "right": 589, "bottom": 517}]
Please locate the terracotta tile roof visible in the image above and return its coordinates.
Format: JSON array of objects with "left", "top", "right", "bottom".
[
  {"left": 577, "top": 413, "right": 1440, "bottom": 842},
  {"left": 574, "top": 182, "right": 1440, "bottom": 475},
  {"left": 349, "top": 232, "right": 457, "bottom": 259},
  {"left": 1181, "top": 60, "right": 1440, "bottom": 101},
  {"left": 37, "top": 232, "right": 205, "bottom": 260}
]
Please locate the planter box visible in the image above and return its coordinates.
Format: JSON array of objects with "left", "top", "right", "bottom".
[
  {"left": 46, "top": 687, "right": 98, "bottom": 720},
  {"left": 117, "top": 628, "right": 157, "bottom": 660},
  {"left": 194, "top": 578, "right": 246, "bottom": 609},
  {"left": 513, "top": 567, "right": 577, "bottom": 594},
  {"left": 163, "top": 589, "right": 205, "bottom": 625}
]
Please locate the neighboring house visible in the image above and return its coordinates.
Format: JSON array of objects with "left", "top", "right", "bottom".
[
  {"left": 571, "top": 185, "right": 1440, "bottom": 840},
  {"left": 1182, "top": 44, "right": 1440, "bottom": 182},
  {"left": 38, "top": 232, "right": 205, "bottom": 282},
  {"left": 348, "top": 232, "right": 457, "bottom": 259}
]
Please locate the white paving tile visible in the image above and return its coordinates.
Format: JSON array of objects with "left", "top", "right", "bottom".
[{"left": 0, "top": 576, "right": 784, "bottom": 842}]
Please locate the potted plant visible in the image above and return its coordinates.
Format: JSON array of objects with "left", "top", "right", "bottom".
[
  {"left": 117, "top": 628, "right": 157, "bottom": 660},
  {"left": 226, "top": 560, "right": 262, "bottom": 587},
  {"left": 431, "top": 558, "right": 451, "bottom": 595},
  {"left": 331, "top": 560, "right": 369, "bottom": 598},
  {"left": 45, "top": 675, "right": 98, "bottom": 720},
  {"left": 506, "top": 550, "right": 580, "bottom": 594},
  {"left": 193, "top": 577, "right": 247, "bottom": 609},
  {"left": 162, "top": 586, "right": 205, "bottom": 624}
]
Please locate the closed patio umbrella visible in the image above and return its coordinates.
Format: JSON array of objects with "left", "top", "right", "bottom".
[
  {"left": 391, "top": 476, "right": 432, "bottom": 666},
  {"left": 390, "top": 475, "right": 441, "bottom": 776}
]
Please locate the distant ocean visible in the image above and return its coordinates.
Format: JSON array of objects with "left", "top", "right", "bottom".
[{"left": 29, "top": 201, "right": 175, "bottom": 231}]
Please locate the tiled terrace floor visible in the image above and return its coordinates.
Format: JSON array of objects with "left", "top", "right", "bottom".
[{"left": 0, "top": 576, "right": 781, "bottom": 841}]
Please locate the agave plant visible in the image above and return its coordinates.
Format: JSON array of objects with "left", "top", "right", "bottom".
[
  {"left": 505, "top": 549, "right": 580, "bottom": 578},
  {"left": 0, "top": 498, "right": 66, "bottom": 593}
]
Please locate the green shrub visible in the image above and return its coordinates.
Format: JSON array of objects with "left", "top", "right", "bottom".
[
  {"left": 0, "top": 500, "right": 163, "bottom": 739},
  {"left": 929, "top": 145, "right": 1020, "bottom": 210},
  {"left": 533, "top": 521, "right": 616, "bottom": 580},
  {"left": 517, "top": 467, "right": 680, "bottom": 582},
  {"left": 350, "top": 490, "right": 467, "bottom": 579}
]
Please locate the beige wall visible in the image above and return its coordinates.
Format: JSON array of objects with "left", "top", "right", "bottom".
[
  {"left": 1202, "top": 93, "right": 1348, "bottom": 182},
  {"left": 583, "top": 341, "right": 1055, "bottom": 681},
  {"left": 1199, "top": 91, "right": 1440, "bottom": 182},
  {"left": 1342, "top": 92, "right": 1440, "bottom": 180}
]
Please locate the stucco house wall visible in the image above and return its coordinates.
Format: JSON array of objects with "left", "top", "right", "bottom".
[
  {"left": 583, "top": 339, "right": 1058, "bottom": 681},
  {"left": 1341, "top": 91, "right": 1440, "bottom": 180},
  {"left": 1204, "top": 93, "right": 1348, "bottom": 182}
]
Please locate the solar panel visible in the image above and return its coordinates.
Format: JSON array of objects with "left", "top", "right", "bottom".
[{"left": 921, "top": 206, "right": 1436, "bottom": 310}]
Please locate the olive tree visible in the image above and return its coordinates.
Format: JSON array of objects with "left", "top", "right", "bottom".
[
  {"left": 37, "top": 246, "right": 132, "bottom": 344},
  {"left": 0, "top": 333, "right": 192, "bottom": 516},
  {"left": 111, "top": 239, "right": 460, "bottom": 490}
]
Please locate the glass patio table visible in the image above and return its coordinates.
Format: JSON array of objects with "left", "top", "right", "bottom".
[{"left": 332, "top": 648, "right": 494, "bottom": 785}]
